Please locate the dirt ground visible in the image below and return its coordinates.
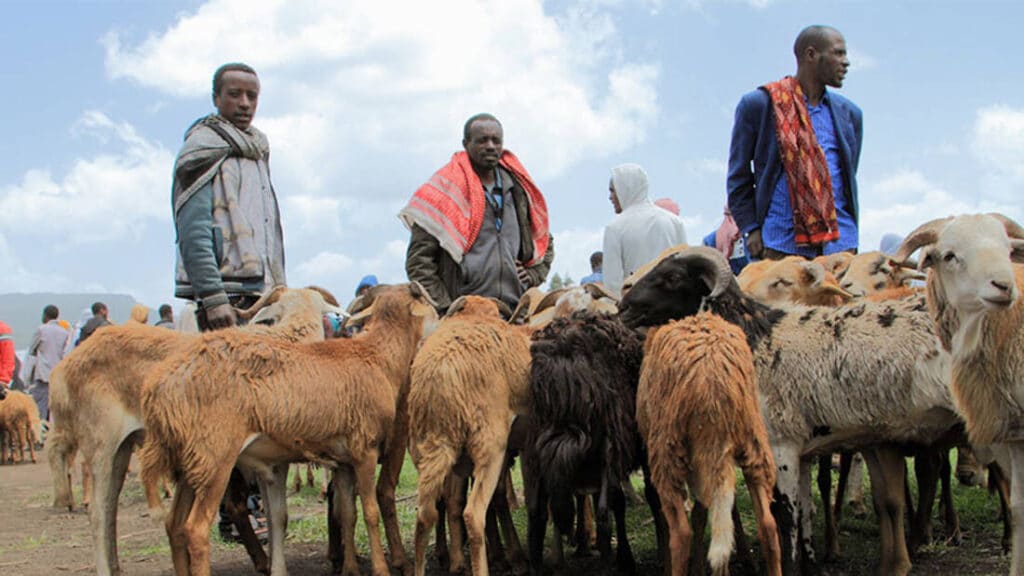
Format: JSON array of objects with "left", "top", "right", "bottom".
[{"left": 0, "top": 447, "right": 1012, "bottom": 575}]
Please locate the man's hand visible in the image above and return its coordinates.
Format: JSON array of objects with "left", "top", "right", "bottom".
[
  {"left": 745, "top": 228, "right": 764, "bottom": 260},
  {"left": 516, "top": 263, "right": 532, "bottom": 287},
  {"left": 204, "top": 301, "right": 238, "bottom": 330}
]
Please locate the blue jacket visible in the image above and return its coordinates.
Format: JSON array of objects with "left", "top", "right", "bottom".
[{"left": 727, "top": 87, "right": 863, "bottom": 235}]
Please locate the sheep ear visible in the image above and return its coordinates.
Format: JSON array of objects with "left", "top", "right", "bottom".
[
  {"left": 800, "top": 262, "right": 826, "bottom": 287},
  {"left": 890, "top": 258, "right": 927, "bottom": 284},
  {"left": 236, "top": 285, "right": 287, "bottom": 321},
  {"left": 918, "top": 247, "right": 939, "bottom": 271},
  {"left": 1012, "top": 240, "right": 1024, "bottom": 264}
]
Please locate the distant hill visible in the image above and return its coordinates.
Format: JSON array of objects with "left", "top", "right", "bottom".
[{"left": 0, "top": 293, "right": 139, "bottom": 349}]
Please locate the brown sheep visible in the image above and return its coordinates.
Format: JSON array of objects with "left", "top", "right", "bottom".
[
  {"left": 140, "top": 283, "right": 437, "bottom": 576},
  {"left": 47, "top": 286, "right": 341, "bottom": 576},
  {"left": 737, "top": 256, "right": 852, "bottom": 306},
  {"left": 638, "top": 312, "right": 781, "bottom": 576},
  {"left": 0, "top": 390, "right": 41, "bottom": 464},
  {"left": 409, "top": 296, "right": 534, "bottom": 576}
]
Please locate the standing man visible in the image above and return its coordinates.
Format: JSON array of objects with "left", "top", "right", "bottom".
[
  {"left": 171, "top": 62, "right": 284, "bottom": 553},
  {"left": 602, "top": 163, "right": 687, "bottom": 297},
  {"left": 77, "top": 302, "right": 111, "bottom": 345},
  {"left": 727, "top": 25, "right": 862, "bottom": 261},
  {"left": 27, "top": 305, "right": 69, "bottom": 424},
  {"left": 0, "top": 319, "right": 13, "bottom": 400},
  {"left": 401, "top": 113, "right": 553, "bottom": 312},
  {"left": 579, "top": 251, "right": 603, "bottom": 285},
  {"left": 173, "top": 62, "right": 285, "bottom": 330},
  {"left": 154, "top": 304, "right": 175, "bottom": 329}
]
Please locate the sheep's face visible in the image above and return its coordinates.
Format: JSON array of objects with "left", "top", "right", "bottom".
[
  {"left": 922, "top": 215, "right": 1024, "bottom": 314},
  {"left": 838, "top": 252, "right": 923, "bottom": 297},
  {"left": 618, "top": 259, "right": 708, "bottom": 328}
]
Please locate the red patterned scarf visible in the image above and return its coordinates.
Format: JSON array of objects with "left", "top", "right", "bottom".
[
  {"left": 399, "top": 150, "right": 549, "bottom": 265},
  {"left": 762, "top": 77, "right": 840, "bottom": 246}
]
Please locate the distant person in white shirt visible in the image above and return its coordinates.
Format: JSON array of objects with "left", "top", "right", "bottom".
[{"left": 601, "top": 163, "right": 688, "bottom": 297}]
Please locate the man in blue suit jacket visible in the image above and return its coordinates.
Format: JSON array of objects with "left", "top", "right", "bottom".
[{"left": 727, "top": 25, "right": 863, "bottom": 260}]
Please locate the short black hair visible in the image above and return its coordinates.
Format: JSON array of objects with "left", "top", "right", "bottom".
[
  {"left": 91, "top": 302, "right": 107, "bottom": 315},
  {"left": 43, "top": 305, "right": 59, "bottom": 321},
  {"left": 794, "top": 25, "right": 840, "bottom": 59},
  {"left": 463, "top": 113, "right": 502, "bottom": 141},
  {"left": 590, "top": 251, "right": 603, "bottom": 270},
  {"left": 212, "top": 62, "right": 258, "bottom": 97},
  {"left": 159, "top": 304, "right": 173, "bottom": 318}
]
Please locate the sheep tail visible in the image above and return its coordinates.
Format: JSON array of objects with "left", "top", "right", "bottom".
[
  {"left": 139, "top": 437, "right": 173, "bottom": 516},
  {"left": 413, "top": 442, "right": 458, "bottom": 506},
  {"left": 707, "top": 483, "right": 736, "bottom": 573},
  {"left": 535, "top": 426, "right": 590, "bottom": 535}
]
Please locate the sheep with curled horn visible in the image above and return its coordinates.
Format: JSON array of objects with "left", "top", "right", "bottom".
[
  {"left": 619, "top": 246, "right": 961, "bottom": 576},
  {"left": 47, "top": 286, "right": 342, "bottom": 576},
  {"left": 896, "top": 212, "right": 1024, "bottom": 575}
]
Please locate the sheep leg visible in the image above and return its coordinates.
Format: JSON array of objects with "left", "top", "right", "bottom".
[
  {"left": 166, "top": 481, "right": 196, "bottom": 576},
  {"left": 611, "top": 485, "right": 636, "bottom": 575},
  {"left": 525, "top": 473, "right": 549, "bottom": 575},
  {"left": 353, "top": 453, "right": 390, "bottom": 576},
  {"left": 184, "top": 465, "right": 237, "bottom": 576},
  {"left": 333, "top": 465, "right": 360, "bottom": 576},
  {"left": 448, "top": 474, "right": 470, "bottom": 574},
  {"left": 0, "top": 428, "right": 8, "bottom": 464},
  {"left": 325, "top": 472, "right": 343, "bottom": 572},
  {"left": 222, "top": 469, "right": 270, "bottom": 574},
  {"left": 796, "top": 459, "right": 818, "bottom": 574},
  {"left": 48, "top": 431, "right": 76, "bottom": 510},
  {"left": 817, "top": 452, "right": 839, "bottom": 562},
  {"left": 291, "top": 464, "right": 302, "bottom": 494},
  {"left": 492, "top": 460, "right": 525, "bottom": 568},
  {"left": 595, "top": 475, "right": 613, "bottom": 563},
  {"left": 23, "top": 421, "right": 37, "bottom": 463},
  {"left": 573, "top": 494, "right": 591, "bottom": 555},
  {"left": 689, "top": 500, "right": 708, "bottom": 576},
  {"left": 413, "top": 467, "right": 445, "bottom": 576},
  {"left": 435, "top": 495, "right": 451, "bottom": 571},
  {"left": 641, "top": 463, "right": 669, "bottom": 569},
  {"left": 769, "top": 445, "right": 802, "bottom": 576},
  {"left": 862, "top": 447, "right": 911, "bottom": 576},
  {"left": 485, "top": 499, "right": 505, "bottom": 565},
  {"left": 833, "top": 451, "right": 851, "bottom": 526},
  {"left": 909, "top": 448, "right": 941, "bottom": 552},
  {"left": 731, "top": 503, "right": 756, "bottom": 574},
  {"left": 255, "top": 464, "right": 289, "bottom": 576},
  {"left": 90, "top": 436, "right": 134, "bottom": 576},
  {"left": 465, "top": 447, "right": 506, "bottom": 576},
  {"left": 747, "top": 477, "right": 782, "bottom": 576},
  {"left": 307, "top": 463, "right": 315, "bottom": 488},
  {"left": 1009, "top": 443, "right": 1024, "bottom": 575},
  {"left": 938, "top": 449, "right": 961, "bottom": 545},
  {"left": 662, "top": 491, "right": 692, "bottom": 576},
  {"left": 991, "top": 462, "right": 1012, "bottom": 554},
  {"left": 377, "top": 426, "right": 411, "bottom": 576},
  {"left": 82, "top": 457, "right": 94, "bottom": 508}
]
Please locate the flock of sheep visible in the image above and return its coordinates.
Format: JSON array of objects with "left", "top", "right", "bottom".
[{"left": 1, "top": 212, "right": 1022, "bottom": 576}]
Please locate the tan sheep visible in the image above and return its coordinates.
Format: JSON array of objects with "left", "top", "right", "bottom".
[
  {"left": 737, "top": 256, "right": 852, "bottom": 306},
  {"left": 140, "top": 283, "right": 437, "bottom": 576},
  {"left": 47, "top": 286, "right": 341, "bottom": 576},
  {"left": 638, "top": 312, "right": 781, "bottom": 576},
  {"left": 409, "top": 296, "right": 534, "bottom": 576},
  {"left": 0, "top": 390, "right": 41, "bottom": 464}
]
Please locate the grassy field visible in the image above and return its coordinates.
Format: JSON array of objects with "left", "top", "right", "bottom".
[{"left": 277, "top": 452, "right": 1010, "bottom": 575}]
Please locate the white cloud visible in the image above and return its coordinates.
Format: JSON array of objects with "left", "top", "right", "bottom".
[
  {"left": 972, "top": 105, "right": 1024, "bottom": 180},
  {"left": 847, "top": 48, "right": 877, "bottom": 72},
  {"left": 103, "top": 0, "right": 659, "bottom": 182},
  {"left": 0, "top": 111, "right": 173, "bottom": 244},
  {"left": 685, "top": 158, "right": 727, "bottom": 178}
]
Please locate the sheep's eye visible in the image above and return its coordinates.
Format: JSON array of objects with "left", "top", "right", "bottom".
[
  {"left": 943, "top": 252, "right": 957, "bottom": 263},
  {"left": 874, "top": 281, "right": 886, "bottom": 290},
  {"left": 772, "top": 278, "right": 793, "bottom": 288}
]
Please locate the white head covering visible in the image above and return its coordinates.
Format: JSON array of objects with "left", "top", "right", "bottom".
[{"left": 610, "top": 163, "right": 650, "bottom": 210}]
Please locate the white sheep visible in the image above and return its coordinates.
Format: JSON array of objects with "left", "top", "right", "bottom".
[
  {"left": 895, "top": 212, "right": 1024, "bottom": 575},
  {"left": 619, "top": 246, "right": 960, "bottom": 576}
]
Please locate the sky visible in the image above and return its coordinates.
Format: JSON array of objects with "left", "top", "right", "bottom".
[{"left": 2, "top": 0, "right": 1022, "bottom": 313}]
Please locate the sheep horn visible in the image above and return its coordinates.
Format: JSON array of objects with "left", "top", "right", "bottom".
[
  {"left": 445, "top": 296, "right": 468, "bottom": 318},
  {"left": 494, "top": 299, "right": 514, "bottom": 320},
  {"left": 988, "top": 213, "right": 1024, "bottom": 240},
  {"left": 305, "top": 285, "right": 340, "bottom": 307},
  {"left": 669, "top": 246, "right": 736, "bottom": 300},
  {"left": 534, "top": 287, "right": 570, "bottom": 315},
  {"left": 893, "top": 217, "right": 952, "bottom": 265},
  {"left": 235, "top": 286, "right": 287, "bottom": 321},
  {"left": 408, "top": 281, "right": 439, "bottom": 309}
]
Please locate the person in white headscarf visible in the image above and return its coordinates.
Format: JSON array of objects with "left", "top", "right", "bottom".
[{"left": 601, "top": 163, "right": 688, "bottom": 296}]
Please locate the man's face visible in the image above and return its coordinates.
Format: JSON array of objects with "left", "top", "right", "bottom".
[
  {"left": 609, "top": 178, "right": 622, "bottom": 214},
  {"left": 814, "top": 31, "right": 850, "bottom": 88},
  {"left": 463, "top": 120, "right": 503, "bottom": 172},
  {"left": 214, "top": 70, "right": 260, "bottom": 130}
]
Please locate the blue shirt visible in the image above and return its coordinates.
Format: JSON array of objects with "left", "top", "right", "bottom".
[
  {"left": 579, "top": 272, "right": 603, "bottom": 285},
  {"left": 761, "top": 94, "right": 858, "bottom": 257}
]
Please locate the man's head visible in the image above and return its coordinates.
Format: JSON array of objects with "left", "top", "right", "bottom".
[
  {"left": 355, "top": 274, "right": 379, "bottom": 297},
  {"left": 91, "top": 302, "right": 108, "bottom": 317},
  {"left": 609, "top": 163, "right": 649, "bottom": 215},
  {"left": 794, "top": 25, "right": 849, "bottom": 89},
  {"left": 463, "top": 113, "right": 503, "bottom": 174},
  {"left": 212, "top": 62, "right": 260, "bottom": 130},
  {"left": 159, "top": 304, "right": 174, "bottom": 321},
  {"left": 43, "top": 305, "right": 59, "bottom": 322},
  {"left": 589, "top": 251, "right": 603, "bottom": 273}
]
